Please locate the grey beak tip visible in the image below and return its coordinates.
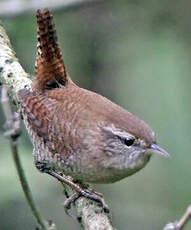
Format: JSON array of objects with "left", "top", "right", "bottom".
[{"left": 150, "top": 143, "right": 171, "bottom": 158}]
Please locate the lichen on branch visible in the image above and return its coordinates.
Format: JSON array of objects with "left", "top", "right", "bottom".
[{"left": 0, "top": 23, "right": 32, "bottom": 107}]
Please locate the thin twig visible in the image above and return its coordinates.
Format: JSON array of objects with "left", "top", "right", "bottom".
[
  {"left": 163, "top": 204, "right": 191, "bottom": 230},
  {"left": 1, "top": 85, "right": 55, "bottom": 230},
  {"left": 176, "top": 205, "right": 191, "bottom": 229}
]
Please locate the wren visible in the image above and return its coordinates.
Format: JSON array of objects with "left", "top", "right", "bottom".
[{"left": 18, "top": 9, "right": 170, "bottom": 211}]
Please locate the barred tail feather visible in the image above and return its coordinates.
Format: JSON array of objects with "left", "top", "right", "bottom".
[{"left": 33, "top": 8, "right": 69, "bottom": 91}]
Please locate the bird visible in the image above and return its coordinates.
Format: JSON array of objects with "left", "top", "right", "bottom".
[{"left": 18, "top": 8, "right": 170, "bottom": 212}]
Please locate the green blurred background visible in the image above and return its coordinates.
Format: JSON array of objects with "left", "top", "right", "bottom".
[{"left": 0, "top": 1, "right": 191, "bottom": 229}]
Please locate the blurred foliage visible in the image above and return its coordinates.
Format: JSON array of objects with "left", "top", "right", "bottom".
[{"left": 0, "top": 1, "right": 191, "bottom": 229}]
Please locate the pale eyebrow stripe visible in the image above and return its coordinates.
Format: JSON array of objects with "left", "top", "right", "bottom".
[{"left": 102, "top": 125, "right": 135, "bottom": 139}]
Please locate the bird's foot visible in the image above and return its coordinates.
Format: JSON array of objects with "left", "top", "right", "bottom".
[
  {"left": 63, "top": 187, "right": 109, "bottom": 216},
  {"left": 39, "top": 169, "right": 109, "bottom": 215}
]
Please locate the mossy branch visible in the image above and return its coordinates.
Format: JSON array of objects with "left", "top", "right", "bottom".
[{"left": 0, "top": 23, "right": 32, "bottom": 107}]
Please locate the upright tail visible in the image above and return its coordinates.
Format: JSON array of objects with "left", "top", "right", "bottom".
[{"left": 33, "top": 8, "right": 69, "bottom": 92}]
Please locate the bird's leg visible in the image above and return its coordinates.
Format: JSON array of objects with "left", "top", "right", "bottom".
[{"left": 35, "top": 162, "right": 109, "bottom": 214}]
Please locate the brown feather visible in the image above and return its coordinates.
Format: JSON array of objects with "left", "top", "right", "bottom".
[{"left": 33, "top": 8, "right": 69, "bottom": 92}]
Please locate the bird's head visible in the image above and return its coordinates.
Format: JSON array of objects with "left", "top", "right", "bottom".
[{"left": 96, "top": 113, "right": 170, "bottom": 183}]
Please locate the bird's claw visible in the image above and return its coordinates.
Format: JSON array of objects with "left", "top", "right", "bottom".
[
  {"left": 63, "top": 192, "right": 81, "bottom": 217},
  {"left": 63, "top": 187, "right": 110, "bottom": 216},
  {"left": 81, "top": 189, "right": 110, "bottom": 213}
]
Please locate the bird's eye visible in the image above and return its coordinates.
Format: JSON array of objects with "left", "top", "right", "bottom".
[
  {"left": 123, "top": 137, "right": 135, "bottom": 146},
  {"left": 46, "top": 81, "right": 59, "bottom": 89},
  {"left": 117, "top": 135, "right": 135, "bottom": 146}
]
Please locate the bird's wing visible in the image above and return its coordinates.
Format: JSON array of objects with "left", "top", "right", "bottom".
[{"left": 18, "top": 89, "right": 65, "bottom": 155}]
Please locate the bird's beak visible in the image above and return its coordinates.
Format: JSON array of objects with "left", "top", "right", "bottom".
[{"left": 148, "top": 143, "right": 171, "bottom": 158}]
